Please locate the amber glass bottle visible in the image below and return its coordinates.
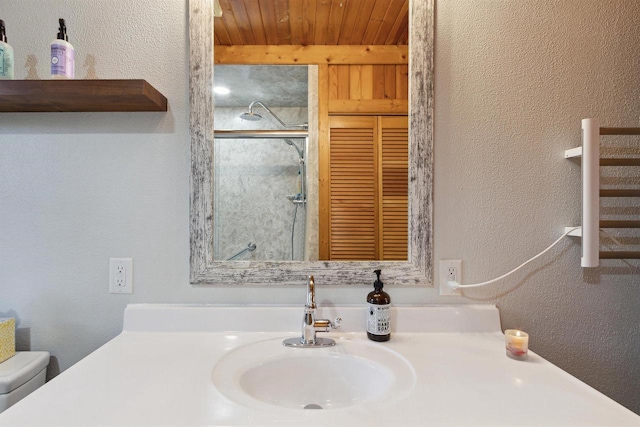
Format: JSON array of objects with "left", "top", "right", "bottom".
[{"left": 366, "top": 269, "right": 391, "bottom": 342}]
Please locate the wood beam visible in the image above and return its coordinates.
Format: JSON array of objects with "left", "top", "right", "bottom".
[
  {"left": 215, "top": 45, "right": 409, "bottom": 65},
  {"left": 318, "top": 64, "right": 330, "bottom": 260},
  {"left": 328, "top": 99, "right": 408, "bottom": 114}
]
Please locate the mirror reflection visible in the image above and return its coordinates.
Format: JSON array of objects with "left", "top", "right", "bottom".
[
  {"left": 214, "top": 65, "right": 310, "bottom": 261},
  {"left": 213, "top": 0, "right": 409, "bottom": 262}
]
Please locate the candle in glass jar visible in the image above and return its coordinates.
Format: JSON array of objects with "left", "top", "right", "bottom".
[{"left": 505, "top": 329, "right": 529, "bottom": 360}]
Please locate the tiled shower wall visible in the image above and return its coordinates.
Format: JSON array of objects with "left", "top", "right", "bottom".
[{"left": 213, "top": 107, "right": 310, "bottom": 261}]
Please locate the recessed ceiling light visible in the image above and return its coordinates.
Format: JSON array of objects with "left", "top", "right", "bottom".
[{"left": 214, "top": 86, "right": 231, "bottom": 95}]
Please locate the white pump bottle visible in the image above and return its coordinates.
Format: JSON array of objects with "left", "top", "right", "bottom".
[
  {"left": 50, "top": 18, "right": 75, "bottom": 79},
  {"left": 0, "top": 20, "right": 14, "bottom": 80}
]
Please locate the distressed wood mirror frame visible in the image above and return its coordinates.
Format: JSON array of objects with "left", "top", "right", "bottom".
[{"left": 189, "top": 0, "right": 433, "bottom": 285}]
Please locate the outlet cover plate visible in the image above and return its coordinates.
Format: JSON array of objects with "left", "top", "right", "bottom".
[
  {"left": 109, "top": 258, "right": 133, "bottom": 294},
  {"left": 439, "top": 259, "right": 462, "bottom": 296}
]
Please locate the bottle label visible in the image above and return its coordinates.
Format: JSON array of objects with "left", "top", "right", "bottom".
[
  {"left": 51, "top": 44, "right": 74, "bottom": 77},
  {"left": 0, "top": 44, "right": 13, "bottom": 79},
  {"left": 367, "top": 303, "right": 390, "bottom": 335}
]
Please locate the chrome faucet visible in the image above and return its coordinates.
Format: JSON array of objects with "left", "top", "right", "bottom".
[{"left": 283, "top": 275, "right": 341, "bottom": 347}]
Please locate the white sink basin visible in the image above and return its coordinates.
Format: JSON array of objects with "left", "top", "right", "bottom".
[{"left": 212, "top": 337, "right": 416, "bottom": 410}]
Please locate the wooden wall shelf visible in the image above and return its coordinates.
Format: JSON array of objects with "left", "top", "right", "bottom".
[{"left": 0, "top": 80, "right": 167, "bottom": 112}]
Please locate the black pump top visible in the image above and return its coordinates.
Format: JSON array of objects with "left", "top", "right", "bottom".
[
  {"left": 57, "top": 18, "right": 68, "bottom": 41},
  {"left": 0, "top": 20, "right": 7, "bottom": 43},
  {"left": 373, "top": 269, "right": 384, "bottom": 291}
]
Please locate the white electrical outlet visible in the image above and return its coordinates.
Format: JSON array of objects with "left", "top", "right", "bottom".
[
  {"left": 439, "top": 259, "right": 462, "bottom": 296},
  {"left": 109, "top": 258, "right": 133, "bottom": 294}
]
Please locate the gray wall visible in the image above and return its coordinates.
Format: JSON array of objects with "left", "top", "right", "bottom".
[
  {"left": 0, "top": 0, "right": 638, "bottom": 415},
  {"left": 434, "top": 0, "right": 640, "bottom": 414}
]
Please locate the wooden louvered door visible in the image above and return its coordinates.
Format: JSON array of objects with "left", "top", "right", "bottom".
[
  {"left": 379, "top": 116, "right": 408, "bottom": 260},
  {"left": 320, "top": 115, "right": 408, "bottom": 260},
  {"left": 324, "top": 116, "right": 379, "bottom": 260}
]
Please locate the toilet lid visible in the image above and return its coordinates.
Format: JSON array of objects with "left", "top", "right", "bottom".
[{"left": 0, "top": 351, "right": 50, "bottom": 394}]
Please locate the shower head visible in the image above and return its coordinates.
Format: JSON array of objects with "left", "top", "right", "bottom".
[
  {"left": 239, "top": 111, "right": 263, "bottom": 121},
  {"left": 241, "top": 101, "right": 308, "bottom": 129}
]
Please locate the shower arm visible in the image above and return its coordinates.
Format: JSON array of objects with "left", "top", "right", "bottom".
[{"left": 249, "top": 101, "right": 308, "bottom": 129}]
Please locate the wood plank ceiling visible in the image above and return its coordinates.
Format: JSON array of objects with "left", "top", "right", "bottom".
[{"left": 214, "top": 0, "right": 409, "bottom": 46}]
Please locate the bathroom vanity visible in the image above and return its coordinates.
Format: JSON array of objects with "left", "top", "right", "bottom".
[{"left": 0, "top": 304, "right": 637, "bottom": 426}]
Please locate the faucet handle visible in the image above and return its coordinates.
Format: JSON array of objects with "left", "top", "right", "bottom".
[
  {"left": 313, "top": 317, "right": 341, "bottom": 332},
  {"left": 332, "top": 317, "right": 342, "bottom": 329}
]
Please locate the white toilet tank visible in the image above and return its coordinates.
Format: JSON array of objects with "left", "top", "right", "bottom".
[{"left": 0, "top": 351, "right": 50, "bottom": 413}]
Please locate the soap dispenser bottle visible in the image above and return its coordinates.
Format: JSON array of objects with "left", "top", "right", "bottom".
[
  {"left": 366, "top": 269, "right": 391, "bottom": 342},
  {"left": 50, "top": 18, "right": 74, "bottom": 79},
  {"left": 0, "top": 20, "right": 14, "bottom": 80}
]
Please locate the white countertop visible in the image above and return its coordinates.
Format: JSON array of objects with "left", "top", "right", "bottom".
[{"left": 0, "top": 304, "right": 637, "bottom": 426}]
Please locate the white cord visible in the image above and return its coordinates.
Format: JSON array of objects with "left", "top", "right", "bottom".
[{"left": 447, "top": 226, "right": 581, "bottom": 290}]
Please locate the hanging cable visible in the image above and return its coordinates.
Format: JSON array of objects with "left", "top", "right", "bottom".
[{"left": 447, "top": 226, "right": 581, "bottom": 290}]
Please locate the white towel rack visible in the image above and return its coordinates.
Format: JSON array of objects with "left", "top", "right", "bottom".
[{"left": 565, "top": 118, "right": 640, "bottom": 267}]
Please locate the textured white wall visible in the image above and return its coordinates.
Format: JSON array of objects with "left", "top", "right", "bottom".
[
  {"left": 0, "top": 0, "right": 638, "bottom": 415},
  {"left": 434, "top": 0, "right": 640, "bottom": 414},
  {"left": 0, "top": 0, "right": 193, "bottom": 375}
]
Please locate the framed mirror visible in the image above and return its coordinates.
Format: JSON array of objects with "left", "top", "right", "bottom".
[{"left": 189, "top": 0, "right": 433, "bottom": 285}]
